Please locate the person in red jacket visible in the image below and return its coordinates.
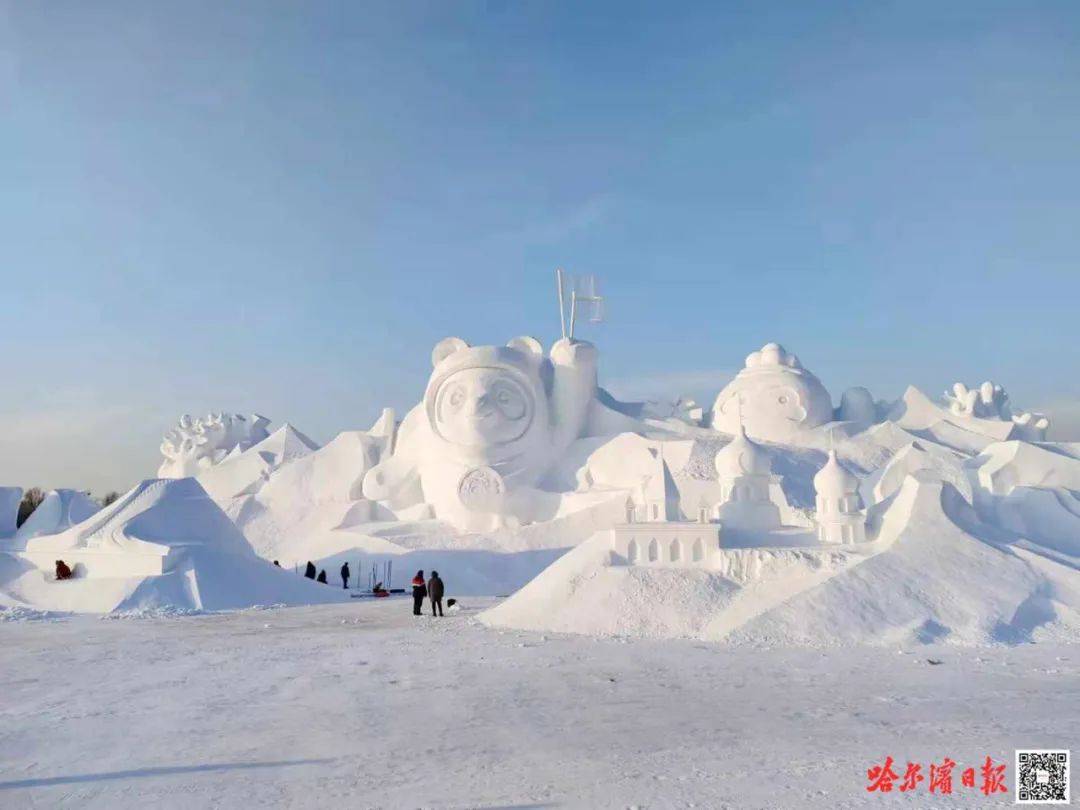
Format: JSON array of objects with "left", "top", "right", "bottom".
[{"left": 411, "top": 570, "right": 427, "bottom": 616}]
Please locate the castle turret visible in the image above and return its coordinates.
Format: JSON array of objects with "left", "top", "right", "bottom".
[
  {"left": 813, "top": 450, "right": 866, "bottom": 544},
  {"left": 713, "top": 425, "right": 782, "bottom": 531}
]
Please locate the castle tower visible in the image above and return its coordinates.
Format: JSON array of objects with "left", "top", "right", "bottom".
[
  {"left": 813, "top": 450, "right": 866, "bottom": 544},
  {"left": 713, "top": 424, "right": 782, "bottom": 531}
]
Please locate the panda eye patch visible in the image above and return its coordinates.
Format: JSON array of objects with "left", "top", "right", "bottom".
[
  {"left": 447, "top": 386, "right": 465, "bottom": 409},
  {"left": 490, "top": 381, "right": 526, "bottom": 420}
]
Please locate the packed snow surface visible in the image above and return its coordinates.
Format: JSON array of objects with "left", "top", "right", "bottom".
[{"left": 0, "top": 599, "right": 1075, "bottom": 808}]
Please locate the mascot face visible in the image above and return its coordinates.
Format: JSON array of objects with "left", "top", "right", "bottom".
[
  {"left": 720, "top": 382, "right": 808, "bottom": 427},
  {"left": 711, "top": 343, "right": 833, "bottom": 441},
  {"left": 433, "top": 366, "right": 535, "bottom": 447}
]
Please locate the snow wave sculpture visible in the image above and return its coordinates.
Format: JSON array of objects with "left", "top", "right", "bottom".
[
  {"left": 363, "top": 336, "right": 599, "bottom": 531},
  {"left": 711, "top": 343, "right": 833, "bottom": 442},
  {"left": 944, "top": 381, "right": 1049, "bottom": 441},
  {"left": 158, "top": 413, "right": 272, "bottom": 478},
  {"left": 13, "top": 489, "right": 101, "bottom": 544}
]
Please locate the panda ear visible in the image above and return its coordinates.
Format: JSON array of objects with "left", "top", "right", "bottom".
[
  {"left": 431, "top": 337, "right": 469, "bottom": 367},
  {"left": 507, "top": 336, "right": 543, "bottom": 358}
]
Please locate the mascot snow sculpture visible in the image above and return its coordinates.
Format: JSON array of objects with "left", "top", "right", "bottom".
[
  {"left": 363, "top": 336, "right": 599, "bottom": 531},
  {"left": 711, "top": 343, "right": 833, "bottom": 443},
  {"left": 944, "top": 381, "right": 1049, "bottom": 441},
  {"left": 158, "top": 412, "right": 271, "bottom": 478}
]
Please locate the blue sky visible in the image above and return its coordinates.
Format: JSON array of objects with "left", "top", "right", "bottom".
[{"left": 2, "top": 1, "right": 1079, "bottom": 494}]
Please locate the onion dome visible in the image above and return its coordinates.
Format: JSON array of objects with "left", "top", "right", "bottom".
[
  {"left": 715, "top": 424, "right": 772, "bottom": 478},
  {"left": 814, "top": 450, "right": 860, "bottom": 498}
]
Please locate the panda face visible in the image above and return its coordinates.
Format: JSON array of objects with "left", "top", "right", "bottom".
[{"left": 433, "top": 367, "right": 535, "bottom": 446}]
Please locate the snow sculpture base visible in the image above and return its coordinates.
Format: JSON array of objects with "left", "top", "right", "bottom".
[
  {"left": 17, "top": 548, "right": 169, "bottom": 578},
  {"left": 716, "top": 498, "right": 784, "bottom": 532}
]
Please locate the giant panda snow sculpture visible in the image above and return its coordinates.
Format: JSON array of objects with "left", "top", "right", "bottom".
[
  {"left": 710, "top": 343, "right": 833, "bottom": 443},
  {"left": 362, "top": 336, "right": 600, "bottom": 531}
]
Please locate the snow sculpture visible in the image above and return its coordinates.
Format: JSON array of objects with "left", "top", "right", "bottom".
[
  {"left": 813, "top": 451, "right": 866, "bottom": 544},
  {"left": 711, "top": 343, "right": 833, "bottom": 442},
  {"left": 13, "top": 489, "right": 100, "bottom": 544},
  {"left": 713, "top": 425, "right": 782, "bottom": 531},
  {"left": 158, "top": 413, "right": 272, "bottom": 478},
  {"left": 363, "top": 336, "right": 600, "bottom": 531},
  {"left": 974, "top": 440, "right": 1080, "bottom": 497},
  {"left": 870, "top": 441, "right": 972, "bottom": 506},
  {"left": 837, "top": 387, "right": 879, "bottom": 427},
  {"left": 19, "top": 478, "right": 253, "bottom": 577},
  {"left": 944, "top": 381, "right": 1049, "bottom": 441}
]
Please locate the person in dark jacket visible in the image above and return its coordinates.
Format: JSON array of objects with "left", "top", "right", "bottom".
[
  {"left": 55, "top": 560, "right": 73, "bottom": 580},
  {"left": 411, "top": 570, "right": 426, "bottom": 615},
  {"left": 427, "top": 571, "right": 445, "bottom": 617},
  {"left": 304, "top": 561, "right": 316, "bottom": 579},
  {"left": 340, "top": 561, "right": 350, "bottom": 589}
]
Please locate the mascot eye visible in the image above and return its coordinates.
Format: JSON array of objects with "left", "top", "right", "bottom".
[
  {"left": 491, "top": 382, "right": 526, "bottom": 420},
  {"left": 778, "top": 395, "right": 788, "bottom": 404},
  {"left": 446, "top": 386, "right": 465, "bottom": 410}
]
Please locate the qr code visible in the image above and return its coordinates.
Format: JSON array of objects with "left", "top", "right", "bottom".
[{"left": 1016, "top": 750, "right": 1069, "bottom": 804}]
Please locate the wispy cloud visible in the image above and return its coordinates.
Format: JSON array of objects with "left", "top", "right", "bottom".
[{"left": 488, "top": 193, "right": 619, "bottom": 246}]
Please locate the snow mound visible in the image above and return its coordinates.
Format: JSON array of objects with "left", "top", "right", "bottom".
[
  {"left": 9, "top": 489, "right": 101, "bottom": 545},
  {"left": 195, "top": 424, "right": 320, "bottom": 500},
  {"left": 0, "top": 478, "right": 347, "bottom": 614}
]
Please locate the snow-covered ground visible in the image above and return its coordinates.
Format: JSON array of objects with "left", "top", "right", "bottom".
[{"left": 1, "top": 599, "right": 1075, "bottom": 809}]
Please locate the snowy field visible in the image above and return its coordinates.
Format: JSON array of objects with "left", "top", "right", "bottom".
[{"left": 1, "top": 598, "right": 1076, "bottom": 809}]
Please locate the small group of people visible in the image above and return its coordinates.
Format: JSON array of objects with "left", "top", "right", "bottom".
[
  {"left": 303, "top": 560, "right": 351, "bottom": 587},
  {"left": 411, "top": 569, "right": 446, "bottom": 617},
  {"left": 298, "top": 560, "right": 445, "bottom": 612}
]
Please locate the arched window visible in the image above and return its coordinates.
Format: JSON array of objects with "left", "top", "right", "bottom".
[
  {"left": 692, "top": 537, "right": 704, "bottom": 562},
  {"left": 669, "top": 539, "right": 680, "bottom": 562},
  {"left": 648, "top": 538, "right": 659, "bottom": 562},
  {"left": 627, "top": 538, "right": 639, "bottom": 564}
]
